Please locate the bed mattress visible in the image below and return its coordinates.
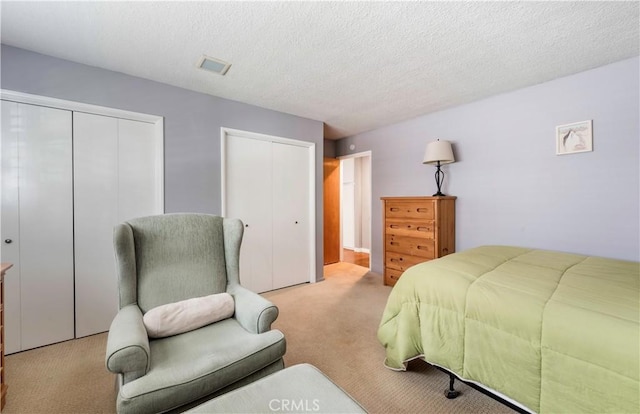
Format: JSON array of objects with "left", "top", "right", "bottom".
[{"left": 377, "top": 245, "right": 639, "bottom": 413}]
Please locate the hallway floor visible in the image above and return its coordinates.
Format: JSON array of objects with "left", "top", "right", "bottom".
[{"left": 342, "top": 248, "right": 369, "bottom": 268}]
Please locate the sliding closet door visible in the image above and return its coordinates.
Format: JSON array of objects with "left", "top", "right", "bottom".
[
  {"left": 73, "top": 113, "right": 119, "bottom": 338},
  {"left": 225, "top": 134, "right": 274, "bottom": 293},
  {"left": 1, "top": 101, "right": 74, "bottom": 353},
  {"left": 272, "top": 143, "right": 311, "bottom": 290},
  {"left": 118, "top": 118, "right": 163, "bottom": 221},
  {"left": 224, "top": 129, "right": 314, "bottom": 293},
  {"left": 0, "top": 101, "right": 20, "bottom": 353},
  {"left": 74, "top": 113, "right": 162, "bottom": 338}
]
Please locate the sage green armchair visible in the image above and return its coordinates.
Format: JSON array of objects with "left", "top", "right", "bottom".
[{"left": 105, "top": 214, "right": 286, "bottom": 414}]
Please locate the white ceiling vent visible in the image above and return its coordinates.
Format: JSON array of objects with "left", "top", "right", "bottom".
[{"left": 197, "top": 55, "right": 231, "bottom": 76}]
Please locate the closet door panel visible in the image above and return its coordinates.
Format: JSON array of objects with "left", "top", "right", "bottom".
[
  {"left": 19, "top": 103, "right": 74, "bottom": 350},
  {"left": 2, "top": 97, "right": 164, "bottom": 345},
  {"left": 73, "top": 112, "right": 119, "bottom": 338},
  {"left": 118, "top": 119, "right": 162, "bottom": 222},
  {"left": 1, "top": 101, "right": 22, "bottom": 354},
  {"left": 225, "top": 135, "right": 273, "bottom": 293},
  {"left": 272, "top": 143, "right": 311, "bottom": 289}
]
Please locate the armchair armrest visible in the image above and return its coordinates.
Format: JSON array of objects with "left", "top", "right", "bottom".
[
  {"left": 228, "top": 285, "right": 279, "bottom": 334},
  {"left": 105, "top": 304, "right": 150, "bottom": 383}
]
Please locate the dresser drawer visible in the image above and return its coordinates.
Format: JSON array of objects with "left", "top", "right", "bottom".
[
  {"left": 385, "top": 201, "right": 434, "bottom": 220},
  {"left": 386, "top": 235, "right": 435, "bottom": 258},
  {"left": 384, "top": 268, "right": 403, "bottom": 286},
  {"left": 385, "top": 219, "right": 435, "bottom": 238},
  {"left": 385, "top": 252, "right": 429, "bottom": 272}
]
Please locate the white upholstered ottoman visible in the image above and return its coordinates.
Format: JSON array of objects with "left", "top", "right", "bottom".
[{"left": 186, "top": 363, "right": 367, "bottom": 413}]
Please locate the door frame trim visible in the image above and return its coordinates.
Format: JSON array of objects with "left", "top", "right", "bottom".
[
  {"left": 220, "top": 127, "right": 317, "bottom": 286},
  {"left": 1, "top": 89, "right": 162, "bottom": 122}
]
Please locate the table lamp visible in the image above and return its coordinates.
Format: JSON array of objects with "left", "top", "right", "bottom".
[{"left": 423, "top": 139, "right": 455, "bottom": 196}]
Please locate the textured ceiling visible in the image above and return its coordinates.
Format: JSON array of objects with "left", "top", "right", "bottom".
[{"left": 1, "top": 1, "right": 638, "bottom": 139}]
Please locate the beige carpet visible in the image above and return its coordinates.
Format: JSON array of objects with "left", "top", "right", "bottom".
[
  {"left": 3, "top": 332, "right": 115, "bottom": 414},
  {"left": 4, "top": 263, "right": 512, "bottom": 413}
]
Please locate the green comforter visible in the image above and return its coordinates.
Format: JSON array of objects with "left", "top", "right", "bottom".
[{"left": 378, "top": 246, "right": 639, "bottom": 413}]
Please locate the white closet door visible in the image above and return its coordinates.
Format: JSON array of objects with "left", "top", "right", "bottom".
[
  {"left": 224, "top": 129, "right": 314, "bottom": 293},
  {"left": 118, "top": 118, "right": 163, "bottom": 222},
  {"left": 1, "top": 101, "right": 22, "bottom": 354},
  {"left": 1, "top": 101, "right": 74, "bottom": 353},
  {"left": 272, "top": 143, "right": 311, "bottom": 289},
  {"left": 73, "top": 112, "right": 119, "bottom": 338},
  {"left": 225, "top": 135, "right": 273, "bottom": 293},
  {"left": 74, "top": 113, "right": 162, "bottom": 337}
]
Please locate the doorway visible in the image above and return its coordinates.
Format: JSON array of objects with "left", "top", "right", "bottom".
[{"left": 339, "top": 152, "right": 372, "bottom": 269}]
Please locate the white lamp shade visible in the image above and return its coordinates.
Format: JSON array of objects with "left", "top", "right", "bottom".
[{"left": 423, "top": 140, "right": 455, "bottom": 165}]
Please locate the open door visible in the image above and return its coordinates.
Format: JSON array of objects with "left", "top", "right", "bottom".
[{"left": 323, "top": 157, "right": 340, "bottom": 264}]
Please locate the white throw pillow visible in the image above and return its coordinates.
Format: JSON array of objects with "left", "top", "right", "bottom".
[{"left": 143, "top": 292, "right": 235, "bottom": 338}]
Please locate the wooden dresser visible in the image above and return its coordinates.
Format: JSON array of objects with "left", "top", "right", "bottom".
[
  {"left": 1, "top": 262, "right": 12, "bottom": 410},
  {"left": 381, "top": 196, "right": 455, "bottom": 286}
]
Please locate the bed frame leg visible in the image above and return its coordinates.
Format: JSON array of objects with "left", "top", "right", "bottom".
[{"left": 445, "top": 373, "right": 460, "bottom": 399}]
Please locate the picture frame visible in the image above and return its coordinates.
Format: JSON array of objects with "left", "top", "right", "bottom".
[{"left": 556, "top": 120, "right": 593, "bottom": 155}]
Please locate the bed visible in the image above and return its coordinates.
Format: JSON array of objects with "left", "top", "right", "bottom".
[{"left": 377, "top": 245, "right": 639, "bottom": 413}]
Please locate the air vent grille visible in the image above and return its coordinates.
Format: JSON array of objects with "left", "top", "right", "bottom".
[{"left": 197, "top": 55, "right": 231, "bottom": 76}]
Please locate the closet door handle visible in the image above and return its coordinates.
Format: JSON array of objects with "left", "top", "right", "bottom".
[{"left": 4, "top": 239, "right": 12, "bottom": 244}]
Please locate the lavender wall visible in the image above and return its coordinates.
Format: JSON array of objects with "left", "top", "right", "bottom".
[
  {"left": 1, "top": 45, "right": 326, "bottom": 279},
  {"left": 336, "top": 57, "right": 640, "bottom": 273}
]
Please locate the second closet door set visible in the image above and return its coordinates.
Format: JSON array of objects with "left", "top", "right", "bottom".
[
  {"left": 1, "top": 97, "right": 163, "bottom": 353},
  {"left": 223, "top": 129, "right": 315, "bottom": 294}
]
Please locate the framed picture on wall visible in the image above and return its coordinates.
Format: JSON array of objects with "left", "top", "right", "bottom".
[{"left": 556, "top": 120, "right": 593, "bottom": 155}]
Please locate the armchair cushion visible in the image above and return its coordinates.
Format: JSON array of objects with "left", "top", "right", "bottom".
[
  {"left": 143, "top": 293, "right": 235, "bottom": 338},
  {"left": 118, "top": 318, "right": 286, "bottom": 414}
]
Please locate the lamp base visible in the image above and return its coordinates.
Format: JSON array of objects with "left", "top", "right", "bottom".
[{"left": 432, "top": 162, "right": 447, "bottom": 198}]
